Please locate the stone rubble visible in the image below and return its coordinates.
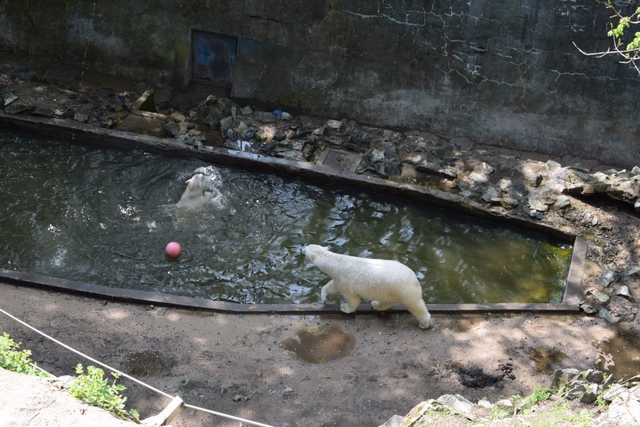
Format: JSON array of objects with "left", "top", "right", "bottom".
[{"left": 380, "top": 369, "right": 640, "bottom": 426}]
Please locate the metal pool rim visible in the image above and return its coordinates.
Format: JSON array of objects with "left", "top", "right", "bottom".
[{"left": 0, "top": 112, "right": 585, "bottom": 314}]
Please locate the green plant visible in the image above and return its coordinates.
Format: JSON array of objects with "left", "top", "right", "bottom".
[
  {"left": 0, "top": 332, "right": 50, "bottom": 377},
  {"left": 69, "top": 363, "right": 138, "bottom": 420},
  {"left": 575, "top": 1, "right": 640, "bottom": 73},
  {"left": 529, "top": 386, "right": 551, "bottom": 406}
]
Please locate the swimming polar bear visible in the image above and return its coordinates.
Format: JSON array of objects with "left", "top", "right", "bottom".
[
  {"left": 304, "top": 244, "right": 431, "bottom": 329},
  {"left": 176, "top": 173, "right": 214, "bottom": 209}
]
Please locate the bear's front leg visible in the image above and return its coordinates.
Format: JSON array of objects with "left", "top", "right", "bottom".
[{"left": 320, "top": 280, "right": 338, "bottom": 303}]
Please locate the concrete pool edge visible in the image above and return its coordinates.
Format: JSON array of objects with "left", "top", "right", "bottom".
[{"left": 0, "top": 113, "right": 586, "bottom": 314}]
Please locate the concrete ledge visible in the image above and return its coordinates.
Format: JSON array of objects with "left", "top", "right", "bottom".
[{"left": 0, "top": 113, "right": 585, "bottom": 314}]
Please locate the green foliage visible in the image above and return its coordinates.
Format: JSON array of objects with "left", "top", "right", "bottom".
[
  {"left": 1, "top": 333, "right": 138, "bottom": 420},
  {"left": 0, "top": 332, "right": 50, "bottom": 377},
  {"left": 605, "top": 1, "right": 640, "bottom": 67},
  {"left": 529, "top": 385, "right": 552, "bottom": 406},
  {"left": 69, "top": 363, "right": 138, "bottom": 420}
]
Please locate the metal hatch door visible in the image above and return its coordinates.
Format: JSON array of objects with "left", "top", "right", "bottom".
[{"left": 191, "top": 30, "right": 238, "bottom": 89}]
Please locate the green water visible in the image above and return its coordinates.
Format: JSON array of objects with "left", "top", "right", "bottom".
[{"left": 0, "top": 131, "right": 571, "bottom": 304}]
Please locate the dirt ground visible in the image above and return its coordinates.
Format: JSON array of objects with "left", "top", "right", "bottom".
[{"left": 0, "top": 282, "right": 616, "bottom": 427}]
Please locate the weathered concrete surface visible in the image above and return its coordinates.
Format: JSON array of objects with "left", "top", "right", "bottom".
[
  {"left": 0, "top": 367, "right": 136, "bottom": 426},
  {"left": 0, "top": 1, "right": 639, "bottom": 167}
]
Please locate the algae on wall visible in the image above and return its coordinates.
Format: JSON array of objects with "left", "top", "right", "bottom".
[{"left": 0, "top": 0, "right": 639, "bottom": 168}]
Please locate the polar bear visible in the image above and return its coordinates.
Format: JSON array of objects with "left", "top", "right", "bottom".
[
  {"left": 304, "top": 244, "right": 431, "bottom": 329},
  {"left": 176, "top": 173, "right": 214, "bottom": 209}
]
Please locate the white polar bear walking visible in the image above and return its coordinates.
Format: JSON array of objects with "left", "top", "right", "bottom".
[
  {"left": 304, "top": 244, "right": 431, "bottom": 329},
  {"left": 176, "top": 174, "right": 214, "bottom": 209}
]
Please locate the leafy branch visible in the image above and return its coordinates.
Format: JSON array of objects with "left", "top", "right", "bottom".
[{"left": 574, "top": 1, "right": 640, "bottom": 74}]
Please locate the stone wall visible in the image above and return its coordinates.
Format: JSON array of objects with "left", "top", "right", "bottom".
[{"left": 1, "top": 0, "right": 639, "bottom": 167}]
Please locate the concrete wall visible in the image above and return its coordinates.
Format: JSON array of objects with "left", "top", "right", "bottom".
[{"left": 1, "top": 0, "right": 639, "bottom": 168}]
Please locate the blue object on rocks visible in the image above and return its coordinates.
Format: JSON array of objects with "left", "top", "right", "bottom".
[{"left": 273, "top": 109, "right": 283, "bottom": 116}]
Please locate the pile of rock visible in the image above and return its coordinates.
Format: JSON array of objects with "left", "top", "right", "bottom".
[
  {"left": 181, "top": 94, "right": 640, "bottom": 216},
  {"left": 380, "top": 368, "right": 640, "bottom": 427}
]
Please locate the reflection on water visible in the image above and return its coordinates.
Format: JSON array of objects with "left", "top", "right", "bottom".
[{"left": 0, "top": 131, "right": 572, "bottom": 304}]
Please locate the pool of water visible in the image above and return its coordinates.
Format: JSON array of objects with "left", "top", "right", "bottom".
[{"left": 0, "top": 131, "right": 572, "bottom": 305}]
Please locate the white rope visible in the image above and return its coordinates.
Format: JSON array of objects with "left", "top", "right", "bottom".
[{"left": 0, "top": 307, "right": 275, "bottom": 427}]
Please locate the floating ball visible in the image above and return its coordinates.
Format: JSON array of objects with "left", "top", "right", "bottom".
[{"left": 165, "top": 242, "right": 181, "bottom": 258}]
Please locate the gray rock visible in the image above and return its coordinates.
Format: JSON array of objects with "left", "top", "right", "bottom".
[
  {"left": 552, "top": 368, "right": 581, "bottom": 390},
  {"left": 475, "top": 161, "right": 494, "bottom": 175},
  {"left": 33, "top": 107, "right": 56, "bottom": 117},
  {"left": 219, "top": 116, "right": 233, "bottom": 133},
  {"left": 370, "top": 147, "right": 386, "bottom": 163},
  {"left": 553, "top": 195, "right": 571, "bottom": 209},
  {"left": 595, "top": 386, "right": 640, "bottom": 427},
  {"left": 589, "top": 290, "right": 611, "bottom": 304},
  {"left": 599, "top": 307, "right": 616, "bottom": 323},
  {"left": 627, "top": 266, "right": 640, "bottom": 276},
  {"left": 500, "top": 197, "right": 520, "bottom": 209},
  {"left": 519, "top": 162, "right": 545, "bottom": 187},
  {"left": 325, "top": 136, "right": 345, "bottom": 146},
  {"left": 253, "top": 111, "right": 276, "bottom": 122},
  {"left": 4, "top": 102, "right": 30, "bottom": 114},
  {"left": 326, "top": 119, "right": 342, "bottom": 130},
  {"left": 498, "top": 177, "right": 512, "bottom": 192},
  {"left": 3, "top": 92, "right": 18, "bottom": 106},
  {"left": 495, "top": 398, "right": 513, "bottom": 408},
  {"left": 378, "top": 415, "right": 403, "bottom": 427},
  {"left": 602, "top": 384, "right": 630, "bottom": 402},
  {"left": 585, "top": 369, "right": 605, "bottom": 384},
  {"left": 436, "top": 394, "right": 476, "bottom": 420},
  {"left": 598, "top": 269, "right": 621, "bottom": 287},
  {"left": 481, "top": 187, "right": 500, "bottom": 203},
  {"left": 527, "top": 195, "right": 548, "bottom": 212},
  {"left": 614, "top": 285, "right": 633, "bottom": 300},
  {"left": 74, "top": 112, "right": 89, "bottom": 123},
  {"left": 164, "top": 123, "right": 182, "bottom": 137},
  {"left": 468, "top": 171, "right": 488, "bottom": 184},
  {"left": 579, "top": 383, "right": 599, "bottom": 404},
  {"left": 580, "top": 302, "right": 598, "bottom": 314}
]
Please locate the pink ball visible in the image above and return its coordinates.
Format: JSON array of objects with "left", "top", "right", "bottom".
[{"left": 165, "top": 242, "right": 181, "bottom": 258}]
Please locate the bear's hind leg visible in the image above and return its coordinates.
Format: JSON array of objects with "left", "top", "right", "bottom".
[
  {"left": 405, "top": 299, "right": 432, "bottom": 329},
  {"left": 371, "top": 301, "right": 393, "bottom": 311}
]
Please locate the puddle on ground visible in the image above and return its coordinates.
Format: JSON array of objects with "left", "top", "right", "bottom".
[
  {"left": 526, "top": 347, "right": 568, "bottom": 373},
  {"left": 597, "top": 327, "right": 640, "bottom": 380},
  {"left": 280, "top": 324, "right": 356, "bottom": 364},
  {"left": 125, "top": 350, "right": 177, "bottom": 377}
]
